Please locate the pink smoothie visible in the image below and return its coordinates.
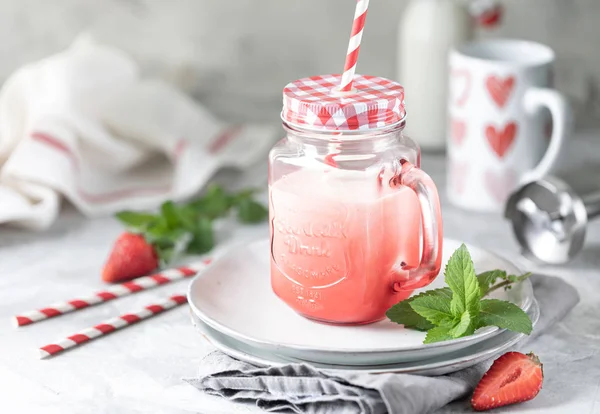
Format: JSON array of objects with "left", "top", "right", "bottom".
[{"left": 269, "top": 168, "right": 422, "bottom": 324}]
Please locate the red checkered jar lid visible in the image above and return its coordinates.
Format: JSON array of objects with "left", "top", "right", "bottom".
[{"left": 282, "top": 74, "right": 406, "bottom": 131}]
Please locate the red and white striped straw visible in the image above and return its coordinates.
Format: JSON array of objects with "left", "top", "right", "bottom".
[
  {"left": 39, "top": 293, "right": 187, "bottom": 359},
  {"left": 340, "top": 0, "right": 370, "bottom": 92},
  {"left": 14, "top": 260, "right": 210, "bottom": 327}
]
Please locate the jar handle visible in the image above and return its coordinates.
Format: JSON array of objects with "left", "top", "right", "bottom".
[{"left": 391, "top": 160, "right": 443, "bottom": 291}]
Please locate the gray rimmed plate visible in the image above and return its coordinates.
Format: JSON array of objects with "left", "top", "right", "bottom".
[
  {"left": 191, "top": 299, "right": 540, "bottom": 375},
  {"left": 188, "top": 238, "right": 534, "bottom": 366}
]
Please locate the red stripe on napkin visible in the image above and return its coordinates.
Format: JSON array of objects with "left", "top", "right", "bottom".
[
  {"left": 208, "top": 127, "right": 242, "bottom": 154},
  {"left": 30, "top": 131, "right": 172, "bottom": 204}
]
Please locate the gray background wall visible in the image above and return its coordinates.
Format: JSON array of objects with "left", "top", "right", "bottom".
[{"left": 0, "top": 0, "right": 597, "bottom": 123}]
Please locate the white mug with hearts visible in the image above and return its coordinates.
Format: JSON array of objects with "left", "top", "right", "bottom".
[{"left": 447, "top": 39, "right": 571, "bottom": 212}]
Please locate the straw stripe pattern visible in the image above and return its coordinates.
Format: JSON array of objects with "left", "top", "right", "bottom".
[
  {"left": 14, "top": 260, "right": 209, "bottom": 327},
  {"left": 38, "top": 294, "right": 188, "bottom": 359},
  {"left": 340, "top": 0, "right": 370, "bottom": 92}
]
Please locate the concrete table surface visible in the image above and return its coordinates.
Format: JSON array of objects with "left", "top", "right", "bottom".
[{"left": 1, "top": 128, "right": 600, "bottom": 414}]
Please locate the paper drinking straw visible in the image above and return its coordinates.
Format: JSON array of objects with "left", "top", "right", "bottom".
[
  {"left": 340, "top": 0, "right": 370, "bottom": 92},
  {"left": 38, "top": 294, "right": 187, "bottom": 359},
  {"left": 14, "top": 260, "right": 210, "bottom": 327}
]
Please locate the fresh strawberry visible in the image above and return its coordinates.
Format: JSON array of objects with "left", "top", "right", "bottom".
[
  {"left": 471, "top": 352, "right": 543, "bottom": 411},
  {"left": 102, "top": 232, "right": 159, "bottom": 283}
]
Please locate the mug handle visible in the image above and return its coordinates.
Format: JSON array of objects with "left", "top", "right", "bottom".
[
  {"left": 391, "top": 160, "right": 444, "bottom": 291},
  {"left": 521, "top": 88, "right": 572, "bottom": 183}
]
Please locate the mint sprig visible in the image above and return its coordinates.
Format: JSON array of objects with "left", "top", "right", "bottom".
[
  {"left": 115, "top": 184, "right": 268, "bottom": 265},
  {"left": 386, "top": 244, "right": 533, "bottom": 344},
  {"left": 444, "top": 245, "right": 480, "bottom": 318}
]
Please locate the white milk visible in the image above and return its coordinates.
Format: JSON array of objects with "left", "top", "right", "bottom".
[{"left": 398, "top": 0, "right": 473, "bottom": 151}]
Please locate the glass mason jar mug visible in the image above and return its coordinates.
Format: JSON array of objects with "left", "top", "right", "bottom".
[{"left": 269, "top": 74, "right": 443, "bottom": 325}]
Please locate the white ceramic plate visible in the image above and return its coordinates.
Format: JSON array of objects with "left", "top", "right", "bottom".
[
  {"left": 188, "top": 238, "right": 534, "bottom": 365},
  {"left": 191, "top": 299, "right": 540, "bottom": 376}
]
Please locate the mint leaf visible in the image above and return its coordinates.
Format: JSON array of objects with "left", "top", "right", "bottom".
[
  {"left": 386, "top": 301, "right": 434, "bottom": 331},
  {"left": 445, "top": 244, "right": 481, "bottom": 317},
  {"left": 387, "top": 288, "right": 451, "bottom": 330},
  {"left": 477, "top": 299, "right": 533, "bottom": 335},
  {"left": 145, "top": 226, "right": 190, "bottom": 265},
  {"left": 409, "top": 294, "right": 454, "bottom": 326},
  {"left": 423, "top": 324, "right": 455, "bottom": 344},
  {"left": 479, "top": 271, "right": 533, "bottom": 295},
  {"left": 115, "top": 211, "right": 158, "bottom": 230},
  {"left": 176, "top": 205, "right": 200, "bottom": 230},
  {"left": 232, "top": 188, "right": 258, "bottom": 202},
  {"left": 236, "top": 198, "right": 269, "bottom": 224},
  {"left": 477, "top": 270, "right": 507, "bottom": 296},
  {"left": 415, "top": 287, "right": 453, "bottom": 302},
  {"left": 230, "top": 187, "right": 267, "bottom": 223},
  {"left": 145, "top": 217, "right": 170, "bottom": 239},
  {"left": 187, "top": 185, "right": 233, "bottom": 220},
  {"left": 448, "top": 310, "right": 475, "bottom": 338},
  {"left": 424, "top": 311, "right": 474, "bottom": 343},
  {"left": 508, "top": 272, "right": 532, "bottom": 285},
  {"left": 154, "top": 245, "right": 175, "bottom": 265},
  {"left": 161, "top": 201, "right": 181, "bottom": 229},
  {"left": 186, "top": 217, "right": 215, "bottom": 254}
]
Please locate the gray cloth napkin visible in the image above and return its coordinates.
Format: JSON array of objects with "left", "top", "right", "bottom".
[{"left": 185, "top": 275, "right": 579, "bottom": 414}]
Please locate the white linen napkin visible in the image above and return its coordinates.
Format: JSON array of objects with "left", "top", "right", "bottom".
[{"left": 0, "top": 34, "right": 278, "bottom": 230}]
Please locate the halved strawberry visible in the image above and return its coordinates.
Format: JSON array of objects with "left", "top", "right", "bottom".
[
  {"left": 471, "top": 352, "right": 543, "bottom": 411},
  {"left": 102, "top": 232, "right": 159, "bottom": 283}
]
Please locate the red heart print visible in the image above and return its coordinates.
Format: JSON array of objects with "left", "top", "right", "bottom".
[
  {"left": 484, "top": 168, "right": 517, "bottom": 204},
  {"left": 485, "top": 75, "right": 515, "bottom": 108},
  {"left": 486, "top": 122, "right": 517, "bottom": 158},
  {"left": 451, "top": 119, "right": 467, "bottom": 146},
  {"left": 451, "top": 69, "right": 472, "bottom": 107},
  {"left": 450, "top": 159, "right": 469, "bottom": 195}
]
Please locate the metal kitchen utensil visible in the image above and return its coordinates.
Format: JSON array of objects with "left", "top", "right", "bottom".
[{"left": 505, "top": 166, "right": 600, "bottom": 264}]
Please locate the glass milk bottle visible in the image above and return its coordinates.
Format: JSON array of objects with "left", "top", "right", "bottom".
[
  {"left": 268, "top": 74, "right": 444, "bottom": 325},
  {"left": 398, "top": 0, "right": 474, "bottom": 151}
]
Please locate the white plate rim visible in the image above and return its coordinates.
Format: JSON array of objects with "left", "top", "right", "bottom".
[
  {"left": 188, "top": 238, "right": 534, "bottom": 354},
  {"left": 191, "top": 299, "right": 540, "bottom": 375}
]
